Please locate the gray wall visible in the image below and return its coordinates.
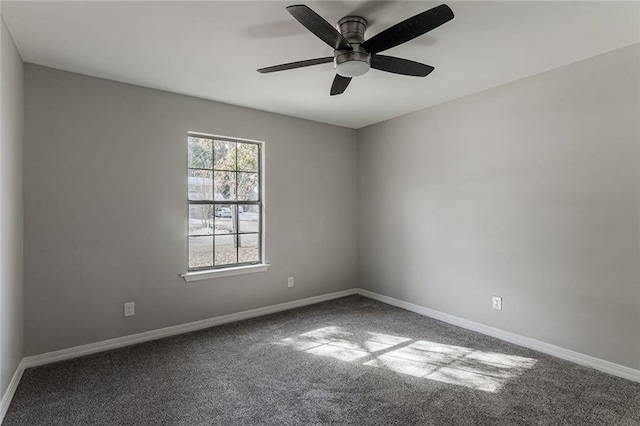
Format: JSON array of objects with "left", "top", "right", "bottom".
[
  {"left": 23, "top": 65, "right": 358, "bottom": 356},
  {"left": 20, "top": 43, "right": 640, "bottom": 371},
  {"left": 358, "top": 44, "right": 640, "bottom": 369},
  {"left": 0, "top": 16, "right": 24, "bottom": 396}
]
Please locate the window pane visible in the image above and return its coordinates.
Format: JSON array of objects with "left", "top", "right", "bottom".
[
  {"left": 188, "top": 169, "right": 213, "bottom": 200},
  {"left": 188, "top": 137, "right": 212, "bottom": 169},
  {"left": 214, "top": 140, "right": 236, "bottom": 170},
  {"left": 237, "top": 143, "right": 258, "bottom": 172},
  {"left": 215, "top": 235, "right": 237, "bottom": 266},
  {"left": 239, "top": 234, "right": 259, "bottom": 263},
  {"left": 189, "top": 205, "right": 214, "bottom": 236},
  {"left": 189, "top": 236, "right": 213, "bottom": 269},
  {"left": 237, "top": 172, "right": 258, "bottom": 201},
  {"left": 239, "top": 205, "right": 259, "bottom": 233},
  {"left": 214, "top": 171, "right": 236, "bottom": 201},
  {"left": 214, "top": 204, "right": 236, "bottom": 234}
]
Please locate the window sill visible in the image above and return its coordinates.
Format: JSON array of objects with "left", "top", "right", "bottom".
[{"left": 181, "top": 263, "right": 270, "bottom": 282}]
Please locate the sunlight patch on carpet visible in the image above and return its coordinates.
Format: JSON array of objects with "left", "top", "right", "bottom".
[{"left": 276, "top": 327, "right": 537, "bottom": 393}]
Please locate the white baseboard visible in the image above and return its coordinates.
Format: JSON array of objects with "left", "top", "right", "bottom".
[
  {"left": 357, "top": 288, "right": 640, "bottom": 383},
  {"left": 0, "top": 359, "right": 26, "bottom": 424},
  {"left": 22, "top": 288, "right": 358, "bottom": 369}
]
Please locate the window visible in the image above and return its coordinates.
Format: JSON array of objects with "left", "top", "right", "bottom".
[{"left": 187, "top": 133, "right": 263, "bottom": 272}]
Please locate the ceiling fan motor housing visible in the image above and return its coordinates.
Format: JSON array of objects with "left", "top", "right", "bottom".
[{"left": 335, "top": 16, "right": 370, "bottom": 78}]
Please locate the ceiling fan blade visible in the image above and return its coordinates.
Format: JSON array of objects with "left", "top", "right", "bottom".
[
  {"left": 371, "top": 55, "right": 434, "bottom": 77},
  {"left": 257, "top": 57, "right": 334, "bottom": 73},
  {"left": 330, "top": 74, "right": 351, "bottom": 96},
  {"left": 287, "top": 5, "right": 352, "bottom": 51},
  {"left": 361, "top": 4, "right": 454, "bottom": 54}
]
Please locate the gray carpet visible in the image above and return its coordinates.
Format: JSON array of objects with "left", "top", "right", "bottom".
[{"left": 4, "top": 295, "right": 640, "bottom": 425}]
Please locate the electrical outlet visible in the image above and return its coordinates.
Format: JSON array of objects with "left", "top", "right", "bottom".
[
  {"left": 492, "top": 296, "right": 502, "bottom": 311},
  {"left": 287, "top": 277, "right": 294, "bottom": 288},
  {"left": 124, "top": 302, "right": 135, "bottom": 317}
]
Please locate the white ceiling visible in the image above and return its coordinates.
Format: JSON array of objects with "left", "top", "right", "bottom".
[{"left": 3, "top": 1, "right": 639, "bottom": 129}]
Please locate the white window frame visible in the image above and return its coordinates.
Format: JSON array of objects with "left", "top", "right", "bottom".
[{"left": 182, "top": 132, "right": 269, "bottom": 282}]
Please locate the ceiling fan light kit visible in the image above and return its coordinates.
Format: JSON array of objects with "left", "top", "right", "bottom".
[
  {"left": 334, "top": 16, "right": 370, "bottom": 78},
  {"left": 257, "top": 3, "right": 454, "bottom": 96}
]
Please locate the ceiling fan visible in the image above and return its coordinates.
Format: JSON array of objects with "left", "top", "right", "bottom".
[{"left": 257, "top": 4, "right": 454, "bottom": 96}]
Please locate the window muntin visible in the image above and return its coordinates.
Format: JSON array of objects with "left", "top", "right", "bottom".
[{"left": 187, "top": 134, "right": 262, "bottom": 271}]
